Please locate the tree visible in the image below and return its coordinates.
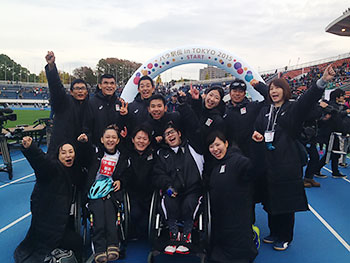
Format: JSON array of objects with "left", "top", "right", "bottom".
[
  {"left": 59, "top": 71, "right": 72, "bottom": 84},
  {"left": 73, "top": 66, "right": 97, "bottom": 85},
  {"left": 38, "top": 70, "right": 47, "bottom": 83},
  {"left": 96, "top": 58, "right": 141, "bottom": 85},
  {"left": 0, "top": 54, "right": 38, "bottom": 82}
]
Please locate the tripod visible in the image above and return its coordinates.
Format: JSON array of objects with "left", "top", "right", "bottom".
[
  {"left": 0, "top": 131, "right": 13, "bottom": 180},
  {"left": 0, "top": 107, "right": 17, "bottom": 180}
]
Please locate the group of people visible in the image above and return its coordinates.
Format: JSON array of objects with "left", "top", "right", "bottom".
[
  {"left": 301, "top": 86, "right": 350, "bottom": 188},
  {"left": 13, "top": 51, "right": 338, "bottom": 263}
]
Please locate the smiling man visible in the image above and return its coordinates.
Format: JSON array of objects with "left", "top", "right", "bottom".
[
  {"left": 81, "top": 74, "right": 125, "bottom": 147},
  {"left": 125, "top": 76, "right": 156, "bottom": 134},
  {"left": 224, "top": 79, "right": 268, "bottom": 156},
  {"left": 45, "top": 51, "right": 89, "bottom": 157},
  {"left": 145, "top": 94, "right": 181, "bottom": 147},
  {"left": 153, "top": 122, "right": 204, "bottom": 255}
]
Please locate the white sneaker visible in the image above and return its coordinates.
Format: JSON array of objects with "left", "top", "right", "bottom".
[
  {"left": 176, "top": 245, "right": 190, "bottom": 254},
  {"left": 164, "top": 245, "right": 176, "bottom": 255}
]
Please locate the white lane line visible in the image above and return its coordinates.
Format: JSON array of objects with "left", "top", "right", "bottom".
[
  {"left": 0, "top": 157, "right": 26, "bottom": 167},
  {"left": 0, "top": 212, "right": 31, "bottom": 234},
  {"left": 0, "top": 173, "right": 35, "bottom": 189},
  {"left": 322, "top": 167, "right": 350, "bottom": 183},
  {"left": 309, "top": 205, "right": 350, "bottom": 252}
]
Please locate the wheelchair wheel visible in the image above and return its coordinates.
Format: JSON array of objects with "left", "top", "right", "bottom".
[
  {"left": 147, "top": 252, "right": 154, "bottom": 263},
  {"left": 148, "top": 191, "right": 161, "bottom": 244},
  {"left": 121, "top": 191, "right": 130, "bottom": 241},
  {"left": 203, "top": 192, "right": 211, "bottom": 244},
  {"left": 82, "top": 203, "right": 90, "bottom": 247},
  {"left": 199, "top": 253, "right": 207, "bottom": 263},
  {"left": 73, "top": 191, "right": 82, "bottom": 234}
]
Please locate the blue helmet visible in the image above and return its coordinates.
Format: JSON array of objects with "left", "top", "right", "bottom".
[{"left": 88, "top": 177, "right": 113, "bottom": 199}]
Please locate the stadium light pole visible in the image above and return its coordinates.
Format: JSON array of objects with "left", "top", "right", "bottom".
[{"left": 12, "top": 61, "right": 14, "bottom": 82}]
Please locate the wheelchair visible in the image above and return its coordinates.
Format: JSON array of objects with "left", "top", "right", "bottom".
[
  {"left": 75, "top": 189, "right": 130, "bottom": 261},
  {"left": 147, "top": 190, "right": 211, "bottom": 263}
]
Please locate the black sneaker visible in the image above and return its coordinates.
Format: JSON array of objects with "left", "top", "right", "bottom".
[
  {"left": 314, "top": 173, "right": 327, "bottom": 179},
  {"left": 332, "top": 173, "right": 347, "bottom": 179},
  {"left": 273, "top": 241, "right": 290, "bottom": 251},
  {"left": 263, "top": 235, "right": 276, "bottom": 244}
]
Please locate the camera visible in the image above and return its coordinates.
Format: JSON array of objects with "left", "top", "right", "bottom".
[{"left": 0, "top": 108, "right": 17, "bottom": 124}]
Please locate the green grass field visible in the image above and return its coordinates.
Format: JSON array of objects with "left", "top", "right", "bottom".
[{"left": 4, "top": 110, "right": 51, "bottom": 128}]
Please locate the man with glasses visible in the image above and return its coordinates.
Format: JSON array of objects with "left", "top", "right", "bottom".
[
  {"left": 79, "top": 74, "right": 127, "bottom": 147},
  {"left": 153, "top": 121, "right": 204, "bottom": 255},
  {"left": 45, "top": 51, "right": 89, "bottom": 157},
  {"left": 224, "top": 79, "right": 268, "bottom": 155}
]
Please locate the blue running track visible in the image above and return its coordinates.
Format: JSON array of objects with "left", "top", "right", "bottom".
[{"left": 0, "top": 148, "right": 349, "bottom": 263}]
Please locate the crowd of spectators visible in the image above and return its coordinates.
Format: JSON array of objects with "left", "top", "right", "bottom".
[
  {"left": 261, "top": 59, "right": 350, "bottom": 99},
  {"left": 0, "top": 84, "right": 49, "bottom": 100}
]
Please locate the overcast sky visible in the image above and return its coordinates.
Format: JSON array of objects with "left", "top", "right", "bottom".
[{"left": 1, "top": 0, "right": 349, "bottom": 81}]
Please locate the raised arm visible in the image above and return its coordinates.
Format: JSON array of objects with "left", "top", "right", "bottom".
[
  {"left": 177, "top": 91, "right": 203, "bottom": 153},
  {"left": 291, "top": 64, "right": 335, "bottom": 126},
  {"left": 21, "top": 136, "right": 53, "bottom": 181},
  {"left": 250, "top": 79, "right": 269, "bottom": 99},
  {"left": 45, "top": 51, "right": 69, "bottom": 112}
]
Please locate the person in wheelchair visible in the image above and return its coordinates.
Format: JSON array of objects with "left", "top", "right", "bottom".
[
  {"left": 124, "top": 125, "right": 155, "bottom": 240},
  {"left": 153, "top": 121, "right": 204, "bottom": 255},
  {"left": 14, "top": 137, "right": 84, "bottom": 263},
  {"left": 85, "top": 125, "right": 129, "bottom": 263}
]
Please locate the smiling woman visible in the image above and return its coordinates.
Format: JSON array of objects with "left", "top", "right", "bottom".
[
  {"left": 206, "top": 130, "right": 258, "bottom": 262},
  {"left": 14, "top": 137, "right": 84, "bottom": 262},
  {"left": 252, "top": 65, "right": 336, "bottom": 251}
]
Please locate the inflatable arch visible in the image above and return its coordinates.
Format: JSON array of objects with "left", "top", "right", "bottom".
[{"left": 121, "top": 45, "right": 265, "bottom": 102}]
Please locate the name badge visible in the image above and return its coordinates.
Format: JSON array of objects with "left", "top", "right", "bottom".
[
  {"left": 240, "top": 107, "right": 247, "bottom": 115},
  {"left": 219, "top": 164, "right": 226, "bottom": 174},
  {"left": 115, "top": 104, "right": 120, "bottom": 111},
  {"left": 205, "top": 118, "right": 213, "bottom": 126},
  {"left": 264, "top": 131, "right": 275, "bottom": 143}
]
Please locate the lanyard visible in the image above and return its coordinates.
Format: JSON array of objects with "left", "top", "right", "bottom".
[{"left": 266, "top": 104, "right": 281, "bottom": 132}]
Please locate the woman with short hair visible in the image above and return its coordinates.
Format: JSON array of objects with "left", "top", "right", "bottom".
[{"left": 252, "top": 65, "right": 335, "bottom": 251}]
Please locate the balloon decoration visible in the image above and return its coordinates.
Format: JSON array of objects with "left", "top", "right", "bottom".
[{"left": 121, "top": 45, "right": 264, "bottom": 102}]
